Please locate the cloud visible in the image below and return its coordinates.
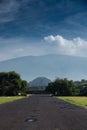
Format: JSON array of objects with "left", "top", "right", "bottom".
[
  {"left": 44, "top": 35, "right": 87, "bottom": 57},
  {"left": 0, "top": 37, "right": 49, "bottom": 61},
  {"left": 65, "top": 12, "right": 87, "bottom": 29},
  {"left": 0, "top": 0, "right": 20, "bottom": 23},
  {"left": 0, "top": 35, "right": 87, "bottom": 61}
]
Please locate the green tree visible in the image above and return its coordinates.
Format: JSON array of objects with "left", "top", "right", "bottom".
[
  {"left": 46, "top": 78, "right": 76, "bottom": 96},
  {"left": 0, "top": 71, "right": 28, "bottom": 96},
  {"left": 20, "top": 80, "right": 28, "bottom": 95}
]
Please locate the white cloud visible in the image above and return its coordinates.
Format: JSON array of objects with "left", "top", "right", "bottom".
[
  {"left": 44, "top": 35, "right": 87, "bottom": 57},
  {"left": 44, "top": 35, "right": 55, "bottom": 42},
  {"left": 0, "top": 35, "right": 87, "bottom": 61}
]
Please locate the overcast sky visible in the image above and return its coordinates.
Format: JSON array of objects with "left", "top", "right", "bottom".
[{"left": 0, "top": 0, "right": 87, "bottom": 61}]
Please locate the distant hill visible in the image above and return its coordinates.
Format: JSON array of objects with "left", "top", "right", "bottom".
[
  {"left": 0, "top": 54, "right": 87, "bottom": 81},
  {"left": 29, "top": 77, "right": 51, "bottom": 87}
]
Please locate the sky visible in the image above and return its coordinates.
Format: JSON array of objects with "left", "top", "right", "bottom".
[{"left": 0, "top": 0, "right": 87, "bottom": 61}]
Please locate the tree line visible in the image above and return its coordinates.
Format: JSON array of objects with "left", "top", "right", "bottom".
[
  {"left": 46, "top": 78, "right": 87, "bottom": 96},
  {"left": 0, "top": 71, "right": 28, "bottom": 96},
  {"left": 0, "top": 71, "right": 87, "bottom": 96}
]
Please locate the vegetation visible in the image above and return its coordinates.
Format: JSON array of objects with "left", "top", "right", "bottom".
[
  {"left": 46, "top": 78, "right": 77, "bottom": 96},
  {"left": 58, "top": 96, "right": 87, "bottom": 108},
  {"left": 1, "top": 70, "right": 87, "bottom": 97},
  {"left": 0, "top": 96, "right": 26, "bottom": 104},
  {"left": 0, "top": 71, "right": 28, "bottom": 96},
  {"left": 75, "top": 79, "right": 87, "bottom": 96},
  {"left": 46, "top": 78, "right": 87, "bottom": 96}
]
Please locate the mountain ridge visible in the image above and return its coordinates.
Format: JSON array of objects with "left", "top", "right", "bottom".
[
  {"left": 1, "top": 54, "right": 87, "bottom": 63},
  {"left": 0, "top": 54, "right": 87, "bottom": 81}
]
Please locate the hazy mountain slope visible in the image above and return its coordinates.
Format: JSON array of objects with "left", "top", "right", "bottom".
[{"left": 0, "top": 54, "right": 87, "bottom": 81}]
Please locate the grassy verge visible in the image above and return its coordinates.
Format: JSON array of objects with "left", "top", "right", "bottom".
[
  {"left": 0, "top": 96, "right": 27, "bottom": 104},
  {"left": 57, "top": 96, "right": 87, "bottom": 108}
]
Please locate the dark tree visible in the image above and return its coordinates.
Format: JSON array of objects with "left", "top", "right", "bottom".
[
  {"left": 0, "top": 71, "right": 28, "bottom": 96},
  {"left": 46, "top": 78, "right": 76, "bottom": 96}
]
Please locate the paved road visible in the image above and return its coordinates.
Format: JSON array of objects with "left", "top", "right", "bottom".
[{"left": 0, "top": 94, "right": 87, "bottom": 130}]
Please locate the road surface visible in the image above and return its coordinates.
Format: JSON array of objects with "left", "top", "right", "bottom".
[{"left": 0, "top": 94, "right": 87, "bottom": 130}]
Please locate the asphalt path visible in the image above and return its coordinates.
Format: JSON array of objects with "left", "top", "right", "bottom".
[{"left": 0, "top": 94, "right": 87, "bottom": 130}]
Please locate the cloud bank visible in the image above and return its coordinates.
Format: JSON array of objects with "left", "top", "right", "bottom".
[
  {"left": 0, "top": 35, "right": 87, "bottom": 61},
  {"left": 44, "top": 35, "right": 87, "bottom": 57}
]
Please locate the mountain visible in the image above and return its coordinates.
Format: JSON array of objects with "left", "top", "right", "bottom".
[
  {"left": 0, "top": 54, "right": 87, "bottom": 81},
  {"left": 29, "top": 77, "right": 51, "bottom": 87}
]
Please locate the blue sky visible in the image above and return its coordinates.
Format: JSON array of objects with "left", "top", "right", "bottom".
[{"left": 0, "top": 0, "right": 87, "bottom": 61}]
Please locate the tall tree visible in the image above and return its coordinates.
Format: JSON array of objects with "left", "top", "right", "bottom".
[
  {"left": 0, "top": 71, "right": 28, "bottom": 96},
  {"left": 46, "top": 78, "right": 76, "bottom": 96}
]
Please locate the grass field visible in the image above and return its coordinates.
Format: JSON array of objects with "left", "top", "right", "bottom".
[
  {"left": 58, "top": 96, "right": 87, "bottom": 108},
  {"left": 0, "top": 96, "right": 27, "bottom": 104}
]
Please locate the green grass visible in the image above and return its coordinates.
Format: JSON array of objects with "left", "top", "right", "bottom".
[
  {"left": 57, "top": 96, "right": 87, "bottom": 108},
  {"left": 0, "top": 96, "right": 27, "bottom": 104}
]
